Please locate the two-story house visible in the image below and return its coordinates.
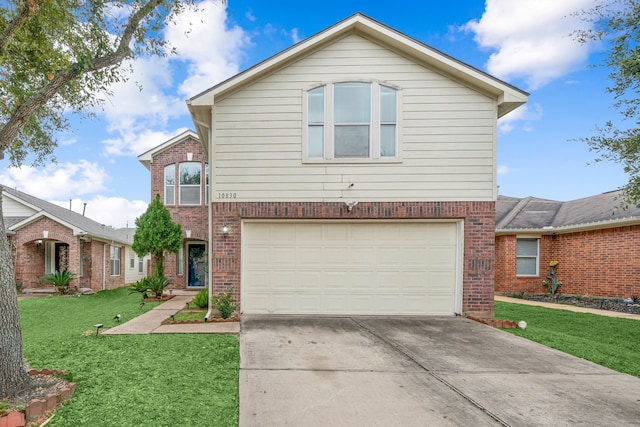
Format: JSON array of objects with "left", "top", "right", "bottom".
[
  {"left": 138, "top": 130, "right": 209, "bottom": 290},
  {"left": 184, "top": 14, "right": 527, "bottom": 318}
]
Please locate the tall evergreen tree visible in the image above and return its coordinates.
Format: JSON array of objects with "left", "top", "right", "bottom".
[{"left": 132, "top": 194, "right": 183, "bottom": 278}]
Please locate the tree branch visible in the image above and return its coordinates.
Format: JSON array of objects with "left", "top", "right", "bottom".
[
  {"left": 0, "top": 0, "right": 166, "bottom": 157},
  {"left": 0, "top": 0, "right": 44, "bottom": 55}
]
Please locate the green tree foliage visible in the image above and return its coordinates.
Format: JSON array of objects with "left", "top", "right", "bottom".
[
  {"left": 133, "top": 194, "right": 183, "bottom": 278},
  {"left": 574, "top": 0, "right": 640, "bottom": 205},
  {"left": 0, "top": 0, "right": 207, "bottom": 399}
]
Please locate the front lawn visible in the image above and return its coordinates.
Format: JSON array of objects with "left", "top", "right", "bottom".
[
  {"left": 19, "top": 287, "right": 239, "bottom": 427},
  {"left": 495, "top": 301, "right": 640, "bottom": 378}
]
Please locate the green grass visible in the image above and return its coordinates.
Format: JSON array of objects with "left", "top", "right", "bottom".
[
  {"left": 167, "top": 309, "right": 207, "bottom": 323},
  {"left": 19, "top": 287, "right": 239, "bottom": 427},
  {"left": 495, "top": 301, "right": 640, "bottom": 378}
]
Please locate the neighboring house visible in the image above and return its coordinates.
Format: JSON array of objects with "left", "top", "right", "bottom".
[
  {"left": 185, "top": 13, "right": 528, "bottom": 317},
  {"left": 495, "top": 190, "right": 640, "bottom": 298},
  {"left": 1, "top": 185, "right": 149, "bottom": 291},
  {"left": 137, "top": 130, "right": 208, "bottom": 290}
]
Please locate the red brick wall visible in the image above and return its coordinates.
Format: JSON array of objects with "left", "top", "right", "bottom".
[
  {"left": 9, "top": 216, "right": 126, "bottom": 292},
  {"left": 211, "top": 201, "right": 495, "bottom": 316},
  {"left": 148, "top": 136, "right": 208, "bottom": 288},
  {"left": 11, "top": 217, "right": 81, "bottom": 289},
  {"left": 495, "top": 225, "right": 640, "bottom": 298}
]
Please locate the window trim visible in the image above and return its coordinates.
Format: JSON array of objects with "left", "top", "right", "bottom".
[
  {"left": 164, "top": 164, "right": 175, "bottom": 205},
  {"left": 110, "top": 245, "right": 121, "bottom": 276},
  {"left": 516, "top": 237, "right": 540, "bottom": 277},
  {"left": 303, "top": 80, "right": 402, "bottom": 164},
  {"left": 178, "top": 162, "right": 202, "bottom": 206}
]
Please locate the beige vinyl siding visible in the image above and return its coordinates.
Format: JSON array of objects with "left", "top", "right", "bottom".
[
  {"left": 2, "top": 196, "right": 37, "bottom": 216},
  {"left": 211, "top": 34, "right": 497, "bottom": 202}
]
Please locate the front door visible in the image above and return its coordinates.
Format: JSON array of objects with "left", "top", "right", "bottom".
[{"left": 187, "top": 243, "right": 206, "bottom": 288}]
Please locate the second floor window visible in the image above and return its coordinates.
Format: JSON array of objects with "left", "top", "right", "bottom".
[
  {"left": 179, "top": 162, "right": 201, "bottom": 205},
  {"left": 306, "top": 81, "right": 398, "bottom": 161}
]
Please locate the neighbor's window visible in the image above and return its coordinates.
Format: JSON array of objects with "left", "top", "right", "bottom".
[
  {"left": 110, "top": 246, "right": 121, "bottom": 276},
  {"left": 516, "top": 238, "right": 539, "bottom": 276},
  {"left": 164, "top": 164, "right": 175, "bottom": 205},
  {"left": 138, "top": 257, "right": 144, "bottom": 273},
  {"left": 306, "top": 81, "right": 398, "bottom": 160},
  {"left": 130, "top": 250, "right": 135, "bottom": 269},
  {"left": 179, "top": 162, "right": 201, "bottom": 205}
]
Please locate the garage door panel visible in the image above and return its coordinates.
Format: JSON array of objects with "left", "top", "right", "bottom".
[{"left": 243, "top": 222, "right": 459, "bottom": 315}]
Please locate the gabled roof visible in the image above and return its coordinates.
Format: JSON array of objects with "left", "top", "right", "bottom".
[
  {"left": 496, "top": 190, "right": 640, "bottom": 234},
  {"left": 1, "top": 185, "right": 132, "bottom": 244},
  {"left": 187, "top": 13, "right": 528, "bottom": 146},
  {"left": 137, "top": 129, "right": 200, "bottom": 170}
]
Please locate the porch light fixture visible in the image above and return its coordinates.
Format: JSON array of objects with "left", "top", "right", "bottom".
[
  {"left": 221, "top": 224, "right": 229, "bottom": 236},
  {"left": 35, "top": 239, "right": 43, "bottom": 249},
  {"left": 344, "top": 200, "right": 358, "bottom": 212}
]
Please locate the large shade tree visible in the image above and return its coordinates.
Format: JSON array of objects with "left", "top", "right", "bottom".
[
  {"left": 132, "top": 193, "right": 183, "bottom": 278},
  {"left": 0, "top": 0, "right": 206, "bottom": 398},
  {"left": 574, "top": 0, "right": 640, "bottom": 205}
]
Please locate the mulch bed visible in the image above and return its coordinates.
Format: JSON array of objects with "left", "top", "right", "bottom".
[{"left": 501, "top": 293, "right": 640, "bottom": 315}]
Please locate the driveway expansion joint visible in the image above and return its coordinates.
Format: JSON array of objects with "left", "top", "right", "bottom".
[{"left": 348, "top": 316, "right": 511, "bottom": 427}]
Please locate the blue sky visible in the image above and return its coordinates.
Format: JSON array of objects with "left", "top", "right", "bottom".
[{"left": 0, "top": 0, "right": 629, "bottom": 227}]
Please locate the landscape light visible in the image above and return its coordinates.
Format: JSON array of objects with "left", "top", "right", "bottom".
[
  {"left": 94, "top": 324, "right": 103, "bottom": 336},
  {"left": 114, "top": 314, "right": 121, "bottom": 323}
]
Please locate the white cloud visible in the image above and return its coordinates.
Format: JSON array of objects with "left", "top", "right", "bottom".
[
  {"left": 51, "top": 196, "right": 148, "bottom": 229},
  {"left": 464, "top": 0, "right": 594, "bottom": 90},
  {"left": 497, "top": 165, "right": 510, "bottom": 175},
  {"left": 498, "top": 103, "right": 543, "bottom": 134},
  {"left": 103, "top": 127, "right": 190, "bottom": 157},
  {"left": 97, "top": 0, "right": 249, "bottom": 157},
  {"left": 165, "top": 0, "right": 249, "bottom": 98},
  {"left": 0, "top": 161, "right": 107, "bottom": 199}
]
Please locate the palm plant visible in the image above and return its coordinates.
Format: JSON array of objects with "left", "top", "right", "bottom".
[{"left": 41, "top": 270, "right": 75, "bottom": 294}]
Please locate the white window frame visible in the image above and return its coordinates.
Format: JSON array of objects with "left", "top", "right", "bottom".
[
  {"left": 516, "top": 237, "right": 539, "bottom": 277},
  {"left": 164, "top": 164, "right": 175, "bottom": 205},
  {"left": 138, "top": 257, "right": 144, "bottom": 273},
  {"left": 110, "top": 245, "right": 121, "bottom": 276},
  {"left": 179, "top": 162, "right": 202, "bottom": 205},
  {"left": 303, "top": 80, "right": 401, "bottom": 163}
]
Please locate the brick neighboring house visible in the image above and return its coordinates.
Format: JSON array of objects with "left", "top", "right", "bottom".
[
  {"left": 495, "top": 190, "right": 640, "bottom": 298},
  {"left": 1, "top": 185, "right": 148, "bottom": 292},
  {"left": 186, "top": 13, "right": 528, "bottom": 317},
  {"left": 137, "top": 130, "right": 208, "bottom": 290}
]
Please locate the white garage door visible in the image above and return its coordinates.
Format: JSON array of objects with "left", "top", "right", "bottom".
[{"left": 242, "top": 221, "right": 460, "bottom": 315}]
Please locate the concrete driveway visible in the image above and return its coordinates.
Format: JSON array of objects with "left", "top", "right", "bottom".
[{"left": 240, "top": 316, "right": 640, "bottom": 426}]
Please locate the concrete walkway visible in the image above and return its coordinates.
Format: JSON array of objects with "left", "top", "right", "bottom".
[
  {"left": 102, "top": 294, "right": 240, "bottom": 335},
  {"left": 495, "top": 295, "right": 640, "bottom": 320}
]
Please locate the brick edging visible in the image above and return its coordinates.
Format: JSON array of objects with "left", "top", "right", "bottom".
[
  {"left": 0, "top": 369, "right": 77, "bottom": 426},
  {"left": 467, "top": 315, "right": 518, "bottom": 329}
]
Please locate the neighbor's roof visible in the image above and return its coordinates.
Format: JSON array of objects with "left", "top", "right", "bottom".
[
  {"left": 137, "top": 129, "right": 200, "bottom": 170},
  {"left": 1, "top": 185, "right": 132, "bottom": 244},
  {"left": 187, "top": 12, "right": 529, "bottom": 147},
  {"left": 496, "top": 190, "right": 640, "bottom": 234}
]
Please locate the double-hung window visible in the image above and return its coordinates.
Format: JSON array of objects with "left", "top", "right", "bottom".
[
  {"left": 164, "top": 164, "right": 175, "bottom": 205},
  {"left": 179, "top": 162, "right": 201, "bottom": 205},
  {"left": 306, "top": 81, "right": 398, "bottom": 161},
  {"left": 516, "top": 238, "right": 539, "bottom": 276},
  {"left": 110, "top": 246, "right": 121, "bottom": 276}
]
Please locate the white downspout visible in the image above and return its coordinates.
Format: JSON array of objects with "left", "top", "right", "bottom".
[
  {"left": 102, "top": 243, "right": 106, "bottom": 290},
  {"left": 204, "top": 118, "right": 213, "bottom": 322}
]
